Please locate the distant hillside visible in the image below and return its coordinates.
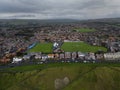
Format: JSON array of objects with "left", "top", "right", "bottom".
[
  {"left": 82, "top": 17, "right": 120, "bottom": 23},
  {"left": 0, "top": 63, "right": 120, "bottom": 90},
  {"left": 0, "top": 19, "right": 79, "bottom": 25},
  {"left": 0, "top": 17, "right": 120, "bottom": 25}
]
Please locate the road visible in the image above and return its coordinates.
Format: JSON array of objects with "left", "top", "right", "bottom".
[{"left": 0, "top": 59, "right": 120, "bottom": 69}]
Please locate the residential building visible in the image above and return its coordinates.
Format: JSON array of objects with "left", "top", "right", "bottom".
[
  {"left": 104, "top": 52, "right": 120, "bottom": 60},
  {"left": 65, "top": 52, "right": 71, "bottom": 59},
  {"left": 12, "top": 57, "right": 22, "bottom": 63}
]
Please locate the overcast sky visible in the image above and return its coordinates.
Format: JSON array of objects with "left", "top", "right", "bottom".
[{"left": 0, "top": 0, "right": 120, "bottom": 19}]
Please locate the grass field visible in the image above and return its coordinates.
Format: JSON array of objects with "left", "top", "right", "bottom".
[
  {"left": 61, "top": 42, "right": 107, "bottom": 52},
  {"left": 0, "top": 63, "right": 120, "bottom": 90},
  {"left": 73, "top": 28, "right": 96, "bottom": 33},
  {"left": 28, "top": 43, "right": 53, "bottom": 53}
]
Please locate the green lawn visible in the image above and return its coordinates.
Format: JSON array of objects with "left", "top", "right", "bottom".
[
  {"left": 0, "top": 63, "right": 120, "bottom": 90},
  {"left": 61, "top": 42, "right": 107, "bottom": 52},
  {"left": 73, "top": 28, "right": 96, "bottom": 33},
  {"left": 28, "top": 43, "right": 53, "bottom": 53}
]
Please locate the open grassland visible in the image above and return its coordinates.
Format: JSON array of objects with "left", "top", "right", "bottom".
[
  {"left": 73, "top": 28, "right": 96, "bottom": 33},
  {"left": 0, "top": 63, "right": 120, "bottom": 90},
  {"left": 28, "top": 43, "right": 53, "bottom": 53},
  {"left": 61, "top": 42, "right": 107, "bottom": 52}
]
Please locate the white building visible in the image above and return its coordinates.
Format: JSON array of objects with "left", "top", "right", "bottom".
[
  {"left": 78, "top": 52, "right": 85, "bottom": 59},
  {"left": 23, "top": 55, "right": 31, "bottom": 60},
  {"left": 104, "top": 52, "right": 120, "bottom": 60},
  {"left": 12, "top": 57, "right": 22, "bottom": 63},
  {"left": 35, "top": 55, "right": 41, "bottom": 59},
  {"left": 53, "top": 42, "right": 59, "bottom": 48},
  {"left": 89, "top": 53, "right": 96, "bottom": 60},
  {"left": 41, "top": 55, "right": 48, "bottom": 61}
]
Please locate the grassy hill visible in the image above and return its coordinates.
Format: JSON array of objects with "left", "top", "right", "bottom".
[
  {"left": 28, "top": 43, "right": 53, "bottom": 53},
  {"left": 61, "top": 42, "right": 107, "bottom": 52},
  {"left": 0, "top": 63, "right": 120, "bottom": 90}
]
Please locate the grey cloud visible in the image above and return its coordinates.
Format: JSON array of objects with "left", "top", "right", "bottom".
[
  {"left": 0, "top": 0, "right": 120, "bottom": 19},
  {"left": 10, "top": 14, "right": 36, "bottom": 18}
]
